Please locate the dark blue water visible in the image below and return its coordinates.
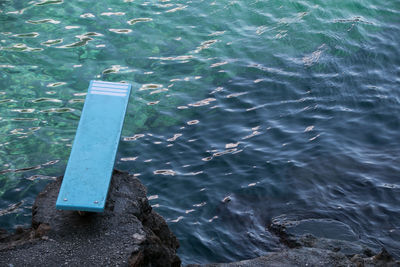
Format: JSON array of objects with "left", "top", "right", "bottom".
[{"left": 0, "top": 0, "right": 399, "bottom": 264}]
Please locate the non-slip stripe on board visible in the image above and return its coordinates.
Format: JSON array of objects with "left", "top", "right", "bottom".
[{"left": 90, "top": 90, "right": 127, "bottom": 97}]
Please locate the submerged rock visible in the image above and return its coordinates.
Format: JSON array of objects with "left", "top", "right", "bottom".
[
  {"left": 187, "top": 247, "right": 354, "bottom": 267},
  {"left": 0, "top": 170, "right": 181, "bottom": 267},
  {"left": 187, "top": 215, "right": 400, "bottom": 267},
  {"left": 267, "top": 215, "right": 376, "bottom": 258},
  {"left": 188, "top": 247, "right": 400, "bottom": 267}
]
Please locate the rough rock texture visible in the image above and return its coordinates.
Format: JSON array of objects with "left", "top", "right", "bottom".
[
  {"left": 187, "top": 247, "right": 400, "bottom": 267},
  {"left": 1, "top": 170, "right": 399, "bottom": 267},
  {"left": 187, "top": 247, "right": 353, "bottom": 267},
  {"left": 266, "top": 218, "right": 400, "bottom": 267},
  {"left": 0, "top": 170, "right": 181, "bottom": 267},
  {"left": 187, "top": 216, "right": 400, "bottom": 267}
]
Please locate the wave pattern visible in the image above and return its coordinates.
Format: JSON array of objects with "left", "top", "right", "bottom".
[{"left": 0, "top": 0, "right": 400, "bottom": 264}]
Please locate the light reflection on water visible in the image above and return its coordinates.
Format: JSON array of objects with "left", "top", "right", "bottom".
[{"left": 1, "top": 0, "right": 400, "bottom": 264}]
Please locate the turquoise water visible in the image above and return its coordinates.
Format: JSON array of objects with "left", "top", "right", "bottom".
[{"left": 1, "top": 0, "right": 399, "bottom": 264}]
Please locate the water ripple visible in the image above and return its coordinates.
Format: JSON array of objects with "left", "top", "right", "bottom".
[
  {"left": 101, "top": 12, "right": 125, "bottom": 16},
  {"left": 41, "top": 39, "right": 63, "bottom": 46},
  {"left": 127, "top": 18, "right": 153, "bottom": 25},
  {"left": 34, "top": 0, "right": 63, "bottom": 6},
  {"left": 1, "top": 43, "right": 43, "bottom": 52},
  {"left": 1, "top": 0, "right": 400, "bottom": 264},
  {"left": 26, "top": 19, "right": 60, "bottom": 24},
  {"left": 108, "top": 29, "right": 132, "bottom": 34}
]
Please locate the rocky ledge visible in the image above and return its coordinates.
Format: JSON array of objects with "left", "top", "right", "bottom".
[
  {"left": 188, "top": 247, "right": 398, "bottom": 267},
  {"left": 188, "top": 216, "right": 400, "bottom": 267},
  {"left": 1, "top": 170, "right": 399, "bottom": 267},
  {"left": 0, "top": 170, "right": 181, "bottom": 266}
]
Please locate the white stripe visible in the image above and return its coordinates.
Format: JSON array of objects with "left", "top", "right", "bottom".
[
  {"left": 90, "top": 87, "right": 128, "bottom": 93},
  {"left": 90, "top": 90, "right": 126, "bottom": 97},
  {"left": 93, "top": 80, "right": 129, "bottom": 86},
  {"left": 92, "top": 83, "right": 129, "bottom": 89},
  {"left": 92, "top": 80, "right": 128, "bottom": 85}
]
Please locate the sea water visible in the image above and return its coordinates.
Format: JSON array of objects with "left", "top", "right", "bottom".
[{"left": 0, "top": 0, "right": 399, "bottom": 264}]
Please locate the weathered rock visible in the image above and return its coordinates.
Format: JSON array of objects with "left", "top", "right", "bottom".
[
  {"left": 187, "top": 247, "right": 400, "bottom": 267},
  {"left": 187, "top": 247, "right": 354, "bottom": 267},
  {"left": 0, "top": 170, "right": 181, "bottom": 267},
  {"left": 2, "top": 171, "right": 399, "bottom": 267},
  {"left": 268, "top": 215, "right": 376, "bottom": 257},
  {"left": 267, "top": 216, "right": 400, "bottom": 266},
  {"left": 186, "top": 215, "right": 400, "bottom": 267}
]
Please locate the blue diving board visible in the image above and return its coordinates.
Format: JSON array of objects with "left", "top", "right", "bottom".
[{"left": 56, "top": 80, "right": 132, "bottom": 212}]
